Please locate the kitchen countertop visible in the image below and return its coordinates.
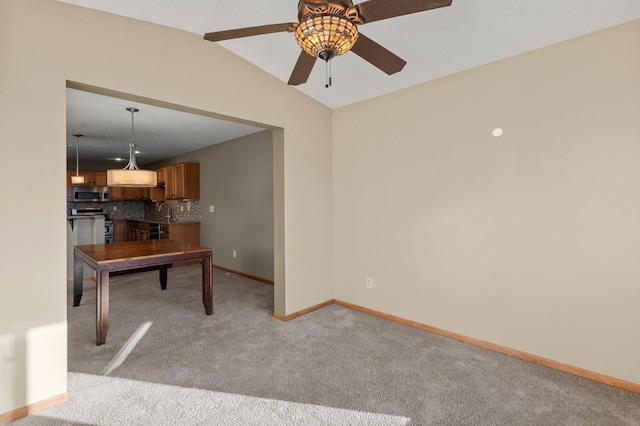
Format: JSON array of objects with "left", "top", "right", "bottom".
[
  {"left": 68, "top": 217, "right": 199, "bottom": 224},
  {"left": 121, "top": 218, "right": 200, "bottom": 225},
  {"left": 67, "top": 215, "right": 106, "bottom": 220}
]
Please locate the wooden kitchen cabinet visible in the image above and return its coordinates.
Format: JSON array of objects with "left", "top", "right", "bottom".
[
  {"left": 141, "top": 185, "right": 165, "bottom": 202},
  {"left": 158, "top": 222, "right": 201, "bottom": 245},
  {"left": 164, "top": 223, "right": 200, "bottom": 245},
  {"left": 66, "top": 169, "right": 162, "bottom": 202},
  {"left": 93, "top": 172, "right": 107, "bottom": 185},
  {"left": 160, "top": 162, "right": 199, "bottom": 200},
  {"left": 163, "top": 222, "right": 200, "bottom": 266},
  {"left": 110, "top": 184, "right": 164, "bottom": 202},
  {"left": 125, "top": 220, "right": 200, "bottom": 266},
  {"left": 114, "top": 220, "right": 127, "bottom": 242},
  {"left": 137, "top": 187, "right": 149, "bottom": 201},
  {"left": 110, "top": 186, "right": 146, "bottom": 201},
  {"left": 156, "top": 168, "right": 166, "bottom": 185},
  {"left": 126, "top": 220, "right": 136, "bottom": 241},
  {"left": 126, "top": 220, "right": 152, "bottom": 241},
  {"left": 150, "top": 186, "right": 165, "bottom": 201},
  {"left": 124, "top": 187, "right": 139, "bottom": 201},
  {"left": 137, "top": 222, "right": 151, "bottom": 240},
  {"left": 109, "top": 187, "right": 125, "bottom": 201}
]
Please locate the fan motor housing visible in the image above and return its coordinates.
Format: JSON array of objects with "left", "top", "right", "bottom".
[{"left": 298, "top": 0, "right": 363, "bottom": 24}]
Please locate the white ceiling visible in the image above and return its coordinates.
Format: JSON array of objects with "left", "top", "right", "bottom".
[
  {"left": 58, "top": 0, "right": 640, "bottom": 109},
  {"left": 61, "top": 0, "right": 640, "bottom": 168},
  {"left": 66, "top": 88, "right": 265, "bottom": 170}
]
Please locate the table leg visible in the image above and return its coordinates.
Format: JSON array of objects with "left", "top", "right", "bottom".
[
  {"left": 73, "top": 254, "right": 84, "bottom": 306},
  {"left": 159, "top": 265, "right": 168, "bottom": 290},
  {"left": 96, "top": 270, "right": 110, "bottom": 346},
  {"left": 202, "top": 256, "right": 213, "bottom": 315}
]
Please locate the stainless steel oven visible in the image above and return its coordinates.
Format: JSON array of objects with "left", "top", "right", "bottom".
[{"left": 105, "top": 220, "right": 114, "bottom": 243}]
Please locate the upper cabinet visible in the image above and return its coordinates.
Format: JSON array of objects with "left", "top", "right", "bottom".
[
  {"left": 159, "top": 162, "right": 200, "bottom": 200},
  {"left": 139, "top": 186, "right": 166, "bottom": 202},
  {"left": 110, "top": 187, "right": 140, "bottom": 202},
  {"left": 156, "top": 168, "right": 165, "bottom": 187},
  {"left": 110, "top": 186, "right": 164, "bottom": 202},
  {"left": 67, "top": 163, "right": 199, "bottom": 202},
  {"left": 92, "top": 172, "right": 107, "bottom": 186}
]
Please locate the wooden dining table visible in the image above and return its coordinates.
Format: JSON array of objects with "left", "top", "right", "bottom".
[{"left": 73, "top": 239, "right": 213, "bottom": 345}]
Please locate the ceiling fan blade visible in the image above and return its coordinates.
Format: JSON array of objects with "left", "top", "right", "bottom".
[
  {"left": 350, "top": 33, "right": 406, "bottom": 75},
  {"left": 354, "top": 0, "right": 452, "bottom": 24},
  {"left": 204, "top": 23, "right": 294, "bottom": 42},
  {"left": 288, "top": 51, "right": 317, "bottom": 85}
]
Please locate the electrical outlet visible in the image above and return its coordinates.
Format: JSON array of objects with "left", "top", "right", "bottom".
[
  {"left": 366, "top": 277, "right": 373, "bottom": 289},
  {"left": 209, "top": 205, "right": 215, "bottom": 213},
  {"left": 180, "top": 205, "right": 184, "bottom": 211},
  {"left": 233, "top": 250, "right": 237, "bottom": 258}
]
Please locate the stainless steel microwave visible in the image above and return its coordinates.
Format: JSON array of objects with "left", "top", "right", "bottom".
[{"left": 72, "top": 186, "right": 110, "bottom": 203}]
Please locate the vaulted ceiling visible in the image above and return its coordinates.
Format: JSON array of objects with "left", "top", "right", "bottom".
[
  {"left": 61, "top": 0, "right": 640, "bottom": 169},
  {"left": 58, "top": 0, "right": 640, "bottom": 109}
]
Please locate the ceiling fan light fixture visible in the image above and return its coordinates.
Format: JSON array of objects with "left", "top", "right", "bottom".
[
  {"left": 107, "top": 107, "right": 157, "bottom": 188},
  {"left": 294, "top": 14, "right": 358, "bottom": 61}
]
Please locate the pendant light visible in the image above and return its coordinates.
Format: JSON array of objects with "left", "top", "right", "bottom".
[
  {"left": 107, "top": 107, "right": 157, "bottom": 187},
  {"left": 70, "top": 133, "right": 85, "bottom": 184}
]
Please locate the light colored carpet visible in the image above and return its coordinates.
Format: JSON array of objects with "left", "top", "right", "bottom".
[
  {"left": 15, "top": 372, "right": 409, "bottom": 425},
  {"left": 10, "top": 265, "right": 640, "bottom": 425}
]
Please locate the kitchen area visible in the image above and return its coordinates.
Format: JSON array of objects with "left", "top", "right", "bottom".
[
  {"left": 64, "top": 89, "right": 272, "bottom": 286},
  {"left": 66, "top": 162, "right": 201, "bottom": 280}
]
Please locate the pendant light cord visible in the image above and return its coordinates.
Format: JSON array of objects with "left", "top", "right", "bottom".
[
  {"left": 130, "top": 108, "right": 135, "bottom": 145},
  {"left": 124, "top": 107, "right": 140, "bottom": 170},
  {"left": 325, "top": 59, "right": 332, "bottom": 88},
  {"left": 72, "top": 134, "right": 82, "bottom": 177}
]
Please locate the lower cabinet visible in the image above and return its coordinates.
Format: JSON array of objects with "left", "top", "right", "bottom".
[
  {"left": 124, "top": 220, "right": 201, "bottom": 266},
  {"left": 125, "top": 220, "right": 152, "bottom": 241},
  {"left": 164, "top": 223, "right": 200, "bottom": 266},
  {"left": 163, "top": 223, "right": 200, "bottom": 245},
  {"left": 114, "top": 220, "right": 127, "bottom": 242}
]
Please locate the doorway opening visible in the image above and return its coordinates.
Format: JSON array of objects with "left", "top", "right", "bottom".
[{"left": 65, "top": 81, "right": 285, "bottom": 322}]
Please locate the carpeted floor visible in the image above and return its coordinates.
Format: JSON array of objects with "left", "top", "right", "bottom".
[{"left": 11, "top": 265, "right": 640, "bottom": 425}]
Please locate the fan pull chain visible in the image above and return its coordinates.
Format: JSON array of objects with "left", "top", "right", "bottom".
[{"left": 325, "top": 60, "right": 332, "bottom": 88}]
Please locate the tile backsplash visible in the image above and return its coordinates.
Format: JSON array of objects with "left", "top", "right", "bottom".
[
  {"left": 110, "top": 202, "right": 145, "bottom": 220},
  {"left": 144, "top": 200, "right": 201, "bottom": 223},
  {"left": 68, "top": 199, "right": 200, "bottom": 223},
  {"left": 68, "top": 201, "right": 144, "bottom": 220}
]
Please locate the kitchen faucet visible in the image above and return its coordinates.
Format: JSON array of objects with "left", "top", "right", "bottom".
[{"left": 158, "top": 202, "right": 171, "bottom": 223}]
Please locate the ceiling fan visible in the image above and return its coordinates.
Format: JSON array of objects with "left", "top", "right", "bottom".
[{"left": 203, "top": 0, "right": 453, "bottom": 86}]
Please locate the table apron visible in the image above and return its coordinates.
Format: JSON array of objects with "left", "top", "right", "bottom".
[{"left": 77, "top": 252, "right": 211, "bottom": 273}]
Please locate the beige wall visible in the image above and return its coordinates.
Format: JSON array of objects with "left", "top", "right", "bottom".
[
  {"left": 0, "top": 0, "right": 333, "bottom": 414},
  {"left": 2, "top": 0, "right": 639, "bottom": 416},
  {"left": 333, "top": 20, "right": 640, "bottom": 384},
  {"left": 151, "top": 130, "right": 275, "bottom": 281}
]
